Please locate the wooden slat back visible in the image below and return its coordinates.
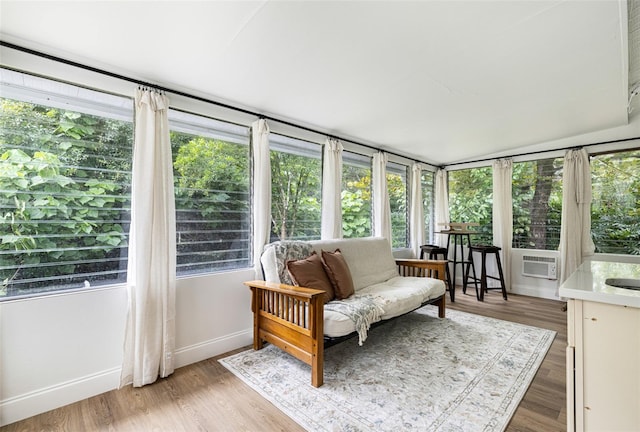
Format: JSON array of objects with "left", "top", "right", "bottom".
[{"left": 259, "top": 288, "right": 310, "bottom": 329}]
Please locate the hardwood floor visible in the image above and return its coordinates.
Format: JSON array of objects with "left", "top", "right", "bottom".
[{"left": 2, "top": 291, "right": 567, "bottom": 432}]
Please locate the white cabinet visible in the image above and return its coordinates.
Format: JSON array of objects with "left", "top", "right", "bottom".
[{"left": 567, "top": 299, "right": 640, "bottom": 431}]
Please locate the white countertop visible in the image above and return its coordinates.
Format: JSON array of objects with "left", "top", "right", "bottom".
[{"left": 559, "top": 260, "right": 640, "bottom": 308}]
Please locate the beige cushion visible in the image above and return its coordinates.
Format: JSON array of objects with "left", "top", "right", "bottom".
[
  {"left": 323, "top": 277, "right": 446, "bottom": 337},
  {"left": 286, "top": 252, "right": 335, "bottom": 304},
  {"left": 321, "top": 249, "right": 355, "bottom": 300},
  {"left": 309, "top": 237, "right": 398, "bottom": 291},
  {"left": 359, "top": 277, "right": 446, "bottom": 319}
]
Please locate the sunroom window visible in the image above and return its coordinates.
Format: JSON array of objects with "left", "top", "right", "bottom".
[
  {"left": 0, "top": 68, "right": 133, "bottom": 299},
  {"left": 448, "top": 166, "right": 493, "bottom": 244},
  {"left": 591, "top": 150, "right": 640, "bottom": 255},
  {"left": 512, "top": 158, "right": 563, "bottom": 250},
  {"left": 342, "top": 151, "right": 372, "bottom": 239},
  {"left": 387, "top": 161, "right": 408, "bottom": 248},
  {"left": 270, "top": 134, "right": 322, "bottom": 241},
  {"left": 169, "top": 109, "right": 251, "bottom": 275},
  {"left": 421, "top": 170, "right": 435, "bottom": 244}
]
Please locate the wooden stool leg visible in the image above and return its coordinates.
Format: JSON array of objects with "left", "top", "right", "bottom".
[
  {"left": 479, "top": 251, "right": 486, "bottom": 301},
  {"left": 495, "top": 251, "right": 508, "bottom": 300},
  {"left": 467, "top": 246, "right": 479, "bottom": 299},
  {"left": 463, "top": 254, "right": 471, "bottom": 295},
  {"left": 445, "top": 262, "right": 454, "bottom": 302}
]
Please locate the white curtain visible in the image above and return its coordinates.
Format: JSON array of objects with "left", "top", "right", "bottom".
[
  {"left": 559, "top": 148, "right": 595, "bottom": 284},
  {"left": 252, "top": 119, "right": 271, "bottom": 278},
  {"left": 434, "top": 169, "right": 450, "bottom": 248},
  {"left": 410, "top": 163, "right": 424, "bottom": 258},
  {"left": 492, "top": 158, "right": 513, "bottom": 290},
  {"left": 321, "top": 138, "right": 343, "bottom": 239},
  {"left": 120, "top": 89, "right": 176, "bottom": 388},
  {"left": 372, "top": 152, "right": 392, "bottom": 241}
]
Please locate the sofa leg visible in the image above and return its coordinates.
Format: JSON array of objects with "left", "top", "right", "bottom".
[
  {"left": 437, "top": 295, "right": 446, "bottom": 318},
  {"left": 311, "top": 340, "right": 324, "bottom": 387}
]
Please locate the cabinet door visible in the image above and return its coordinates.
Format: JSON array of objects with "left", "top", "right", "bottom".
[{"left": 581, "top": 301, "right": 640, "bottom": 431}]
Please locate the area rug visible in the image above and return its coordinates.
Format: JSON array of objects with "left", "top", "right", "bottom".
[{"left": 219, "top": 307, "right": 556, "bottom": 432}]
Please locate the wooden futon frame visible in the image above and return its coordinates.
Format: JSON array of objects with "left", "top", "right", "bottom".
[{"left": 243, "top": 259, "right": 447, "bottom": 387}]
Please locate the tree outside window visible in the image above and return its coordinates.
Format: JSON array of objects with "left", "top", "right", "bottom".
[
  {"left": 269, "top": 135, "right": 322, "bottom": 241},
  {"left": 512, "top": 158, "right": 563, "bottom": 250}
]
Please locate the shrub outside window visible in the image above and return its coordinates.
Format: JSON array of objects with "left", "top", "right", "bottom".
[
  {"left": 1, "top": 69, "right": 133, "bottom": 299},
  {"left": 342, "top": 151, "right": 372, "bottom": 238},
  {"left": 270, "top": 134, "right": 322, "bottom": 241},
  {"left": 169, "top": 110, "right": 251, "bottom": 275}
]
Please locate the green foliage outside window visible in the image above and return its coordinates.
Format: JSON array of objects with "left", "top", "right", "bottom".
[
  {"left": 421, "top": 171, "right": 435, "bottom": 244},
  {"left": 448, "top": 167, "right": 493, "bottom": 244},
  {"left": 342, "top": 162, "right": 372, "bottom": 238},
  {"left": 387, "top": 168, "right": 408, "bottom": 248},
  {"left": 270, "top": 149, "right": 322, "bottom": 241},
  {"left": 1, "top": 99, "right": 132, "bottom": 297},
  {"left": 171, "top": 132, "right": 251, "bottom": 273},
  {"left": 591, "top": 151, "right": 640, "bottom": 255}
]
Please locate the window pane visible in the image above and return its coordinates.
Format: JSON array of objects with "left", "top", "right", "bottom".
[
  {"left": 387, "top": 162, "right": 408, "bottom": 248},
  {"left": 421, "top": 170, "right": 435, "bottom": 244},
  {"left": 512, "top": 158, "right": 563, "bottom": 250},
  {"left": 270, "top": 134, "right": 322, "bottom": 241},
  {"left": 342, "top": 151, "right": 372, "bottom": 238},
  {"left": 1, "top": 69, "right": 133, "bottom": 299},
  {"left": 591, "top": 150, "right": 640, "bottom": 255},
  {"left": 448, "top": 167, "right": 493, "bottom": 244},
  {"left": 169, "top": 110, "right": 250, "bottom": 275}
]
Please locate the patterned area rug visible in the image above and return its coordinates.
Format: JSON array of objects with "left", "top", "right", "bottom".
[{"left": 219, "top": 307, "right": 556, "bottom": 432}]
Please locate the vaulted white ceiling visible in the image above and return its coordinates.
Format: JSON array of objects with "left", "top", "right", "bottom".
[{"left": 0, "top": 0, "right": 633, "bottom": 165}]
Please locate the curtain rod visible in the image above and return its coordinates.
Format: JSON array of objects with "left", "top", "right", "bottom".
[
  {"left": 0, "top": 40, "right": 437, "bottom": 168},
  {"left": 445, "top": 136, "right": 640, "bottom": 168}
]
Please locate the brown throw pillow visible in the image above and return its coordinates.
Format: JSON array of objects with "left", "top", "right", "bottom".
[
  {"left": 286, "top": 252, "right": 335, "bottom": 303},
  {"left": 321, "top": 249, "right": 355, "bottom": 300}
]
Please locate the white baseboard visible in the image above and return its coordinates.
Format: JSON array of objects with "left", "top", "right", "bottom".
[
  {"left": 511, "top": 283, "right": 560, "bottom": 301},
  {"left": 174, "top": 329, "right": 253, "bottom": 368},
  {"left": 1, "top": 329, "right": 253, "bottom": 427},
  {"left": 0, "top": 367, "right": 121, "bottom": 427}
]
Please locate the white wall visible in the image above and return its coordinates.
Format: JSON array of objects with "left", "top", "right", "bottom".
[{"left": 0, "top": 269, "right": 254, "bottom": 426}]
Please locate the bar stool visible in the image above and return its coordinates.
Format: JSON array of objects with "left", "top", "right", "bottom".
[
  {"left": 419, "top": 244, "right": 453, "bottom": 302},
  {"left": 465, "top": 245, "right": 507, "bottom": 301}
]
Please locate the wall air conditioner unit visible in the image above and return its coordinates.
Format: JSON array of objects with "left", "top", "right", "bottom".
[{"left": 522, "top": 255, "right": 558, "bottom": 280}]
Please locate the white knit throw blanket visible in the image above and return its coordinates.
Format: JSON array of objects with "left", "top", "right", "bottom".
[{"left": 325, "top": 294, "right": 386, "bottom": 345}]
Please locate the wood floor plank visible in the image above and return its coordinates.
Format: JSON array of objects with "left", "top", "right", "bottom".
[{"left": 1, "top": 291, "right": 567, "bottom": 432}]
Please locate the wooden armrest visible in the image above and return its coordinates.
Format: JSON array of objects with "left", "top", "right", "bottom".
[
  {"left": 244, "top": 280, "right": 325, "bottom": 300},
  {"left": 395, "top": 259, "right": 447, "bottom": 281}
]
